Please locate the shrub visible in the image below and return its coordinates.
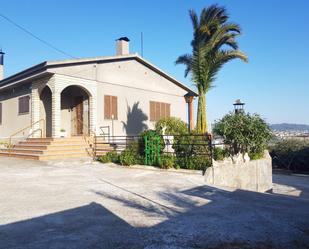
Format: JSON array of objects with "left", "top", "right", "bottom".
[
  {"left": 269, "top": 139, "right": 309, "bottom": 172},
  {"left": 213, "top": 147, "right": 229, "bottom": 161},
  {"left": 159, "top": 154, "right": 175, "bottom": 169},
  {"left": 155, "top": 117, "right": 188, "bottom": 135},
  {"left": 248, "top": 151, "right": 264, "bottom": 160},
  {"left": 119, "top": 149, "right": 137, "bottom": 166},
  {"left": 173, "top": 133, "right": 211, "bottom": 170},
  {"left": 98, "top": 151, "right": 119, "bottom": 163},
  {"left": 213, "top": 112, "right": 272, "bottom": 156}
]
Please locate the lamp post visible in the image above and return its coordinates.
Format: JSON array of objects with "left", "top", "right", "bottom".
[{"left": 233, "top": 99, "right": 245, "bottom": 114}]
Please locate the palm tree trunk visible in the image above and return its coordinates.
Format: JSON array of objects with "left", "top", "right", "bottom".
[{"left": 196, "top": 94, "right": 207, "bottom": 133}]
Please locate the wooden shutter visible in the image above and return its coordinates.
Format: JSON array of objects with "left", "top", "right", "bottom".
[
  {"left": 150, "top": 101, "right": 155, "bottom": 121},
  {"left": 104, "top": 95, "right": 111, "bottom": 119},
  {"left": 18, "top": 96, "right": 30, "bottom": 114},
  {"left": 166, "top": 103, "right": 170, "bottom": 117},
  {"left": 0, "top": 103, "right": 2, "bottom": 124},
  {"left": 25, "top": 96, "right": 30, "bottom": 113},
  {"left": 155, "top": 102, "right": 161, "bottom": 121},
  {"left": 111, "top": 96, "right": 118, "bottom": 119},
  {"left": 161, "top": 102, "right": 166, "bottom": 118}
]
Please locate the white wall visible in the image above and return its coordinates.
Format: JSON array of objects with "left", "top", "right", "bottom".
[
  {"left": 0, "top": 86, "right": 31, "bottom": 139},
  {"left": 50, "top": 58, "right": 189, "bottom": 136}
]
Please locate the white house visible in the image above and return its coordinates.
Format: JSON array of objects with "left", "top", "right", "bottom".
[{"left": 0, "top": 38, "right": 197, "bottom": 143}]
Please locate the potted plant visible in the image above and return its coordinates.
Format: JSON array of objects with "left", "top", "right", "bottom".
[{"left": 60, "top": 129, "right": 67, "bottom": 138}]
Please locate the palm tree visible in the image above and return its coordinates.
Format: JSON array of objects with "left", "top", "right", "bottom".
[{"left": 176, "top": 5, "right": 248, "bottom": 133}]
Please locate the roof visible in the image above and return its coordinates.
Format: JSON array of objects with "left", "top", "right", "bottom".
[{"left": 0, "top": 53, "right": 198, "bottom": 96}]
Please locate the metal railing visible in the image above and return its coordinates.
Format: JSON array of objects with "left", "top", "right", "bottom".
[
  {"left": 8, "top": 118, "right": 45, "bottom": 156},
  {"left": 72, "top": 117, "right": 97, "bottom": 158},
  {"left": 93, "top": 133, "right": 214, "bottom": 172}
]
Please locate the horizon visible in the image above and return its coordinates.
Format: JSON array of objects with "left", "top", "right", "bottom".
[{"left": 1, "top": 0, "right": 308, "bottom": 125}]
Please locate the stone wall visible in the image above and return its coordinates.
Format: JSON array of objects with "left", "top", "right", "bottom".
[{"left": 205, "top": 151, "right": 272, "bottom": 192}]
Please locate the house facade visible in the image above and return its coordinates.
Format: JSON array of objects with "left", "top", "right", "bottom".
[{"left": 0, "top": 38, "right": 197, "bottom": 140}]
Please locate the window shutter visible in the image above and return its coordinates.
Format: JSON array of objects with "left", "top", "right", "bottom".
[
  {"left": 112, "top": 96, "right": 118, "bottom": 119},
  {"left": 25, "top": 96, "right": 30, "bottom": 113},
  {"left": 150, "top": 101, "right": 155, "bottom": 121},
  {"left": 161, "top": 102, "right": 166, "bottom": 118},
  {"left": 104, "top": 95, "right": 111, "bottom": 119},
  {"left": 166, "top": 103, "right": 170, "bottom": 117},
  {"left": 155, "top": 102, "right": 161, "bottom": 121}
]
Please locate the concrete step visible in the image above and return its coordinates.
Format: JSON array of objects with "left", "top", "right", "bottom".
[
  {"left": 0, "top": 151, "right": 90, "bottom": 160},
  {"left": 0, "top": 148, "right": 87, "bottom": 155}
]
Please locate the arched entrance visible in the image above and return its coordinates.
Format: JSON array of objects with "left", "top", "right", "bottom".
[
  {"left": 60, "top": 85, "right": 90, "bottom": 136},
  {"left": 40, "top": 86, "right": 52, "bottom": 137}
]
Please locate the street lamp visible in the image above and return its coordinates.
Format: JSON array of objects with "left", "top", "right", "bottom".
[{"left": 233, "top": 99, "right": 245, "bottom": 114}]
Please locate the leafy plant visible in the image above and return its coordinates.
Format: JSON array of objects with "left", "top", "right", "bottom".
[
  {"left": 213, "top": 147, "right": 229, "bottom": 161},
  {"left": 119, "top": 149, "right": 137, "bottom": 166},
  {"left": 98, "top": 151, "right": 119, "bottom": 163},
  {"left": 173, "top": 134, "right": 211, "bottom": 170},
  {"left": 155, "top": 117, "right": 188, "bottom": 135},
  {"left": 176, "top": 5, "right": 248, "bottom": 133},
  {"left": 269, "top": 139, "right": 309, "bottom": 172},
  {"left": 159, "top": 154, "right": 175, "bottom": 169},
  {"left": 213, "top": 112, "right": 272, "bottom": 156}
]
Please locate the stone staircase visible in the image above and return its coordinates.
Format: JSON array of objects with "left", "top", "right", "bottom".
[{"left": 0, "top": 137, "right": 113, "bottom": 160}]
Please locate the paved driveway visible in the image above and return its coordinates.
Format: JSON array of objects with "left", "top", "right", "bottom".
[{"left": 0, "top": 158, "right": 308, "bottom": 249}]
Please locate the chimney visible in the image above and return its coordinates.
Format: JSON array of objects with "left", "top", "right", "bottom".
[
  {"left": 116, "top": 37, "right": 130, "bottom": 56},
  {"left": 0, "top": 50, "right": 4, "bottom": 81}
]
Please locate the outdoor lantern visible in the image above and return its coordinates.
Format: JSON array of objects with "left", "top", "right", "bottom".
[{"left": 233, "top": 99, "right": 245, "bottom": 114}]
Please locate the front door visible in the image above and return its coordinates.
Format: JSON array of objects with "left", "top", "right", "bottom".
[{"left": 75, "top": 96, "right": 84, "bottom": 135}]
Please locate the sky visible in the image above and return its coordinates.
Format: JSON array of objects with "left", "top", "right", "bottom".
[{"left": 0, "top": 0, "right": 308, "bottom": 125}]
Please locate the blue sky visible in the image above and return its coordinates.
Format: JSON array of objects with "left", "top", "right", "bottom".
[{"left": 1, "top": 0, "right": 308, "bottom": 125}]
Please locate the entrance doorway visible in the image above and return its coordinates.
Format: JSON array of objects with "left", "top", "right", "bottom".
[
  {"left": 61, "top": 85, "right": 90, "bottom": 136},
  {"left": 75, "top": 96, "right": 84, "bottom": 135}
]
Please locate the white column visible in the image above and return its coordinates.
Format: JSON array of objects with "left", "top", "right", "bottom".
[
  {"left": 89, "top": 93, "right": 97, "bottom": 135},
  {"left": 31, "top": 85, "right": 41, "bottom": 137},
  {"left": 52, "top": 90, "right": 61, "bottom": 137}
]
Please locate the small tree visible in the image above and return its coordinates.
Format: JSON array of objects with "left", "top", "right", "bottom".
[
  {"left": 155, "top": 117, "right": 188, "bottom": 135},
  {"left": 213, "top": 112, "right": 272, "bottom": 158}
]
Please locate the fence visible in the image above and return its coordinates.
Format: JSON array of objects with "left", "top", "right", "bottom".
[{"left": 93, "top": 133, "right": 215, "bottom": 171}]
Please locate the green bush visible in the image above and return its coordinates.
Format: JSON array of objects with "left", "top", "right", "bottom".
[
  {"left": 213, "top": 112, "right": 272, "bottom": 156},
  {"left": 155, "top": 117, "right": 188, "bottom": 135},
  {"left": 248, "top": 151, "right": 264, "bottom": 160},
  {"left": 213, "top": 147, "right": 229, "bottom": 161},
  {"left": 159, "top": 154, "right": 175, "bottom": 169},
  {"left": 269, "top": 139, "right": 309, "bottom": 172},
  {"left": 119, "top": 149, "right": 137, "bottom": 166},
  {"left": 173, "top": 134, "right": 211, "bottom": 170},
  {"left": 98, "top": 151, "right": 119, "bottom": 163}
]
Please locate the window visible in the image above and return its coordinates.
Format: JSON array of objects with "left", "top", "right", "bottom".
[
  {"left": 104, "top": 95, "right": 118, "bottom": 119},
  {"left": 0, "top": 103, "right": 2, "bottom": 125},
  {"left": 18, "top": 95, "right": 30, "bottom": 115},
  {"left": 149, "top": 101, "right": 170, "bottom": 121}
]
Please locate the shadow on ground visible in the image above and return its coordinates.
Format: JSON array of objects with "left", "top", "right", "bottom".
[{"left": 1, "top": 184, "right": 309, "bottom": 249}]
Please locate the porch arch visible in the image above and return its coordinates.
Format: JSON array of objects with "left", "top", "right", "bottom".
[{"left": 60, "top": 85, "right": 92, "bottom": 136}]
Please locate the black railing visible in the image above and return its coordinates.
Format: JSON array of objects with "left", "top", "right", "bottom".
[{"left": 93, "top": 133, "right": 217, "bottom": 172}]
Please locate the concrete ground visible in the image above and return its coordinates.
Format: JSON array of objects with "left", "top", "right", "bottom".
[{"left": 0, "top": 158, "right": 308, "bottom": 249}]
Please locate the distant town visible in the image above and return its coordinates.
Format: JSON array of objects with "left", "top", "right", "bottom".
[{"left": 270, "top": 123, "right": 309, "bottom": 138}]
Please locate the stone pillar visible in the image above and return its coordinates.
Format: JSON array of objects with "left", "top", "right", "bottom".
[
  {"left": 184, "top": 93, "right": 195, "bottom": 132},
  {"left": 31, "top": 84, "right": 41, "bottom": 137},
  {"left": 89, "top": 93, "right": 97, "bottom": 135},
  {"left": 51, "top": 90, "right": 61, "bottom": 137}
]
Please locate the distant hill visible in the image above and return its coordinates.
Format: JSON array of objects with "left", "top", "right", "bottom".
[{"left": 270, "top": 123, "right": 309, "bottom": 132}]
